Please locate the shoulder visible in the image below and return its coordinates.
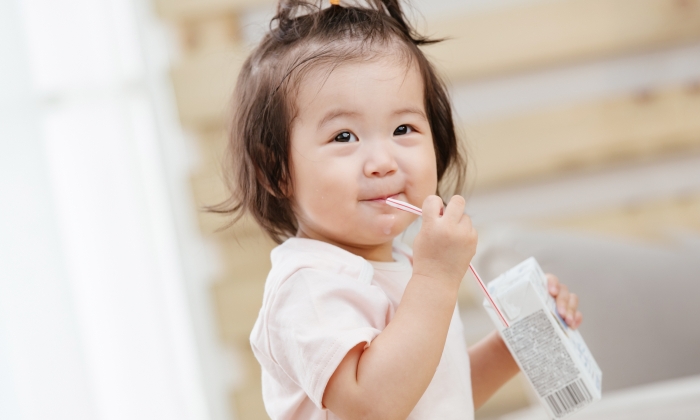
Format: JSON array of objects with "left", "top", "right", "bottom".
[
  {"left": 267, "top": 238, "right": 374, "bottom": 287},
  {"left": 253, "top": 239, "right": 381, "bottom": 335},
  {"left": 250, "top": 238, "right": 391, "bottom": 377}
]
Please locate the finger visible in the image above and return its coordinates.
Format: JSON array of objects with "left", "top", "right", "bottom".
[
  {"left": 556, "top": 284, "right": 569, "bottom": 318},
  {"left": 547, "top": 274, "right": 560, "bottom": 296},
  {"left": 565, "top": 293, "right": 579, "bottom": 327},
  {"left": 443, "top": 195, "right": 466, "bottom": 222},
  {"left": 574, "top": 311, "right": 583, "bottom": 329},
  {"left": 421, "top": 195, "right": 444, "bottom": 222}
]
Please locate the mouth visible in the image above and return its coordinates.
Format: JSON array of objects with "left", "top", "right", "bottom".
[{"left": 362, "top": 192, "right": 402, "bottom": 203}]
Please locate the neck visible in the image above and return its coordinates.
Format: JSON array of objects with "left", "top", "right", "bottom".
[{"left": 296, "top": 228, "right": 395, "bottom": 262}]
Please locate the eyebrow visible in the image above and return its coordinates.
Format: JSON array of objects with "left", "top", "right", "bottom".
[
  {"left": 317, "top": 106, "right": 427, "bottom": 130},
  {"left": 317, "top": 110, "right": 361, "bottom": 130},
  {"left": 392, "top": 107, "right": 427, "bottom": 120}
]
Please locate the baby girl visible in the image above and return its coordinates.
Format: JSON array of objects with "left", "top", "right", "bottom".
[{"left": 215, "top": 1, "right": 583, "bottom": 418}]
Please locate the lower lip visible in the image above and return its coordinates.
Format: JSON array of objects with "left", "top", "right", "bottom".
[{"left": 366, "top": 194, "right": 400, "bottom": 203}]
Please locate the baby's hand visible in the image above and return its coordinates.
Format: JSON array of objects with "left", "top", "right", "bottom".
[
  {"left": 547, "top": 274, "right": 583, "bottom": 329},
  {"left": 412, "top": 195, "right": 477, "bottom": 288}
]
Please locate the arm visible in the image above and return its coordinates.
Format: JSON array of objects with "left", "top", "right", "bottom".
[
  {"left": 322, "top": 195, "right": 478, "bottom": 420},
  {"left": 469, "top": 274, "right": 584, "bottom": 409},
  {"left": 325, "top": 274, "right": 460, "bottom": 419},
  {"left": 469, "top": 331, "right": 519, "bottom": 409}
]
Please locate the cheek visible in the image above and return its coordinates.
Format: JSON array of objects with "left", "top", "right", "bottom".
[
  {"left": 406, "top": 144, "right": 438, "bottom": 195},
  {"left": 290, "top": 153, "right": 357, "bottom": 220},
  {"left": 422, "top": 154, "right": 439, "bottom": 191}
]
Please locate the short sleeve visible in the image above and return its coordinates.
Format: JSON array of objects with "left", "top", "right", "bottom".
[{"left": 266, "top": 267, "right": 391, "bottom": 408}]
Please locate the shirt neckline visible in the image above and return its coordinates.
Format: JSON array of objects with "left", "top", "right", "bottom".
[{"left": 368, "top": 249, "right": 412, "bottom": 272}]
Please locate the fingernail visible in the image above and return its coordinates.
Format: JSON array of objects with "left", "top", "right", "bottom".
[{"left": 566, "top": 315, "right": 574, "bottom": 325}]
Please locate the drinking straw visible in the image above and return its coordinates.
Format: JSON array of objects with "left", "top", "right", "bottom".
[{"left": 385, "top": 197, "right": 510, "bottom": 328}]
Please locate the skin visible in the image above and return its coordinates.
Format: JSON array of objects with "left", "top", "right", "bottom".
[{"left": 287, "top": 55, "right": 582, "bottom": 419}]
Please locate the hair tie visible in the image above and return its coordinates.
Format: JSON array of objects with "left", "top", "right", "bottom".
[{"left": 330, "top": 0, "right": 340, "bottom": 5}]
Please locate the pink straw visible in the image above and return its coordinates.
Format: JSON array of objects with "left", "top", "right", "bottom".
[{"left": 386, "top": 197, "right": 510, "bottom": 328}]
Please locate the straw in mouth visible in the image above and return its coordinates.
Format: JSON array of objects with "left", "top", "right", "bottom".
[
  {"left": 385, "top": 197, "right": 422, "bottom": 215},
  {"left": 384, "top": 197, "right": 510, "bottom": 328}
]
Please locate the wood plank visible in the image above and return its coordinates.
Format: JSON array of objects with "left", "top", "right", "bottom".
[
  {"left": 188, "top": 129, "right": 285, "bottom": 240},
  {"left": 213, "top": 277, "right": 267, "bottom": 341},
  {"left": 190, "top": 167, "right": 266, "bottom": 238},
  {"left": 216, "top": 234, "right": 276, "bottom": 282},
  {"left": 231, "top": 366, "right": 266, "bottom": 420},
  {"left": 425, "top": 0, "right": 700, "bottom": 81},
  {"left": 154, "top": 0, "right": 267, "bottom": 20},
  {"left": 211, "top": 235, "right": 275, "bottom": 345},
  {"left": 536, "top": 193, "right": 700, "bottom": 242},
  {"left": 470, "top": 83, "right": 700, "bottom": 189},
  {"left": 187, "top": 129, "right": 270, "bottom": 238},
  {"left": 170, "top": 45, "right": 248, "bottom": 128},
  {"left": 168, "top": 0, "right": 700, "bottom": 128},
  {"left": 174, "top": 14, "right": 242, "bottom": 54},
  {"left": 194, "top": 128, "right": 228, "bottom": 174}
]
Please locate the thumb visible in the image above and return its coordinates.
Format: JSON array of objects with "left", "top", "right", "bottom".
[{"left": 421, "top": 195, "right": 443, "bottom": 223}]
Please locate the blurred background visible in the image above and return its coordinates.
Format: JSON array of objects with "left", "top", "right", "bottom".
[{"left": 1, "top": 0, "right": 699, "bottom": 419}]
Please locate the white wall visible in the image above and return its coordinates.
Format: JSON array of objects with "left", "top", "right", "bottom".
[
  {"left": 0, "top": 0, "right": 232, "bottom": 419},
  {"left": 0, "top": 3, "right": 96, "bottom": 418}
]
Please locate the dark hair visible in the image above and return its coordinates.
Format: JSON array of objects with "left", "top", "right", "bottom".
[{"left": 211, "top": 0, "right": 466, "bottom": 243}]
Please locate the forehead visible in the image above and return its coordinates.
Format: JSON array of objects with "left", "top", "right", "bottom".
[{"left": 292, "top": 53, "right": 425, "bottom": 121}]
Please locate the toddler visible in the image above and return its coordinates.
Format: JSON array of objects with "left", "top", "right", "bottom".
[{"left": 216, "top": 0, "right": 583, "bottom": 418}]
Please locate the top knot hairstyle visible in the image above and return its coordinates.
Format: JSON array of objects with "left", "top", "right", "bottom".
[{"left": 212, "top": 0, "right": 467, "bottom": 243}]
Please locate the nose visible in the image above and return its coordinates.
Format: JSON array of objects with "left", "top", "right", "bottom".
[{"left": 363, "top": 138, "right": 398, "bottom": 178}]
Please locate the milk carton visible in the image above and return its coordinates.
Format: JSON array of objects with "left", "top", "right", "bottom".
[{"left": 482, "top": 258, "right": 602, "bottom": 419}]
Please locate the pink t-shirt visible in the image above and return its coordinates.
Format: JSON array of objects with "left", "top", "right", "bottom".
[{"left": 250, "top": 237, "right": 474, "bottom": 419}]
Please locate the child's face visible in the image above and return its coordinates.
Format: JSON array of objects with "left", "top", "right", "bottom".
[{"left": 289, "top": 56, "right": 438, "bottom": 261}]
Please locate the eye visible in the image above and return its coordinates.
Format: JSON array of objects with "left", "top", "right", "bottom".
[
  {"left": 393, "top": 125, "right": 413, "bottom": 136},
  {"left": 333, "top": 131, "right": 358, "bottom": 143}
]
